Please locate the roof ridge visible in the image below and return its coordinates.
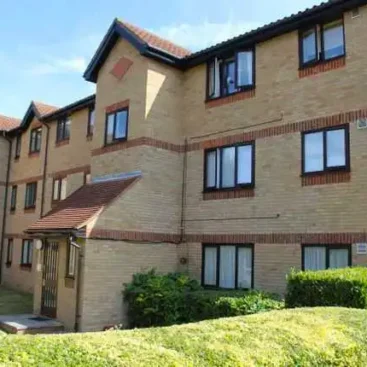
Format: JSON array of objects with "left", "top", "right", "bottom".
[{"left": 0, "top": 113, "right": 21, "bottom": 121}]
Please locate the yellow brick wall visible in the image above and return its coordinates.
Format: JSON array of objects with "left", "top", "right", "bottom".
[{"left": 79, "top": 239, "right": 178, "bottom": 331}]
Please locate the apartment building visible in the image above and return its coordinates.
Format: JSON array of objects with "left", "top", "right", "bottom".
[{"left": 1, "top": 0, "right": 367, "bottom": 331}]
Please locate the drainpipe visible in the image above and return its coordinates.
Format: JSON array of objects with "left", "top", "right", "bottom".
[
  {"left": 40, "top": 121, "right": 50, "bottom": 218},
  {"left": 0, "top": 132, "right": 12, "bottom": 284},
  {"left": 180, "top": 138, "right": 188, "bottom": 243},
  {"left": 74, "top": 239, "right": 84, "bottom": 332}
]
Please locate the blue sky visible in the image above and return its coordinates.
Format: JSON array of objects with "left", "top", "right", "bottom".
[{"left": 0, "top": 0, "right": 323, "bottom": 118}]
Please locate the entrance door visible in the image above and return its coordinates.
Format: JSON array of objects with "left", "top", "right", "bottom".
[{"left": 41, "top": 241, "right": 59, "bottom": 318}]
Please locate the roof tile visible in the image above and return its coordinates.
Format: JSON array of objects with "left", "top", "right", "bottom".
[
  {"left": 0, "top": 114, "right": 21, "bottom": 131},
  {"left": 33, "top": 102, "right": 59, "bottom": 117},
  {"left": 27, "top": 177, "right": 138, "bottom": 232}
]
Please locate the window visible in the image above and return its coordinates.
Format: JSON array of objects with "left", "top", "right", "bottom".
[
  {"left": 302, "top": 125, "right": 349, "bottom": 175},
  {"left": 15, "top": 135, "right": 21, "bottom": 159},
  {"left": 29, "top": 127, "right": 42, "bottom": 154},
  {"left": 87, "top": 107, "right": 95, "bottom": 136},
  {"left": 207, "top": 49, "right": 255, "bottom": 100},
  {"left": 105, "top": 108, "right": 129, "bottom": 145},
  {"left": 6, "top": 239, "right": 13, "bottom": 266},
  {"left": 299, "top": 19, "right": 345, "bottom": 67},
  {"left": 302, "top": 245, "right": 351, "bottom": 271},
  {"left": 10, "top": 185, "right": 17, "bottom": 211},
  {"left": 52, "top": 177, "right": 67, "bottom": 201},
  {"left": 57, "top": 118, "right": 71, "bottom": 142},
  {"left": 204, "top": 143, "right": 255, "bottom": 190},
  {"left": 25, "top": 182, "right": 37, "bottom": 209},
  {"left": 66, "top": 242, "right": 77, "bottom": 278},
  {"left": 21, "top": 240, "right": 33, "bottom": 266},
  {"left": 202, "top": 244, "right": 254, "bottom": 289}
]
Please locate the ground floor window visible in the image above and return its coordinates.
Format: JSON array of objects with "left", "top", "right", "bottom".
[
  {"left": 302, "top": 244, "right": 351, "bottom": 271},
  {"left": 6, "top": 238, "right": 13, "bottom": 266},
  {"left": 21, "top": 240, "right": 33, "bottom": 266},
  {"left": 202, "top": 244, "right": 254, "bottom": 289},
  {"left": 66, "top": 241, "right": 77, "bottom": 278}
]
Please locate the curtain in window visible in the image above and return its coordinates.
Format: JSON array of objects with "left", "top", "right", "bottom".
[
  {"left": 106, "top": 114, "right": 115, "bottom": 143},
  {"left": 214, "top": 58, "right": 220, "bottom": 97},
  {"left": 236, "top": 51, "right": 253, "bottom": 86},
  {"left": 304, "top": 247, "right": 326, "bottom": 270},
  {"left": 304, "top": 132, "right": 324, "bottom": 172},
  {"left": 326, "top": 129, "right": 346, "bottom": 168},
  {"left": 206, "top": 151, "right": 216, "bottom": 188},
  {"left": 329, "top": 249, "right": 349, "bottom": 269},
  {"left": 237, "top": 145, "right": 252, "bottom": 184},
  {"left": 60, "top": 178, "right": 67, "bottom": 200},
  {"left": 115, "top": 110, "right": 128, "bottom": 139},
  {"left": 323, "top": 20, "right": 344, "bottom": 60},
  {"left": 204, "top": 247, "right": 217, "bottom": 286},
  {"left": 219, "top": 246, "right": 236, "bottom": 288},
  {"left": 221, "top": 147, "right": 235, "bottom": 188},
  {"left": 302, "top": 29, "right": 317, "bottom": 63},
  {"left": 237, "top": 247, "right": 252, "bottom": 289}
]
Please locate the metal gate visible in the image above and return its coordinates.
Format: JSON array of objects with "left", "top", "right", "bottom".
[{"left": 41, "top": 241, "right": 59, "bottom": 318}]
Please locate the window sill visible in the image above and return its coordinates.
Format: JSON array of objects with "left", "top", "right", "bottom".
[
  {"left": 205, "top": 88, "right": 256, "bottom": 109},
  {"left": 9, "top": 209, "right": 16, "bottom": 215},
  {"left": 301, "top": 170, "right": 351, "bottom": 187},
  {"left": 104, "top": 138, "right": 128, "bottom": 147},
  {"left": 28, "top": 151, "right": 40, "bottom": 158},
  {"left": 55, "top": 139, "right": 70, "bottom": 147},
  {"left": 14, "top": 157, "right": 20, "bottom": 162},
  {"left": 299, "top": 56, "right": 346, "bottom": 78},
  {"left": 5, "top": 262, "right": 12, "bottom": 268},
  {"left": 86, "top": 134, "right": 93, "bottom": 141},
  {"left": 20, "top": 264, "right": 32, "bottom": 271},
  {"left": 203, "top": 187, "right": 255, "bottom": 201},
  {"left": 24, "top": 207, "right": 36, "bottom": 214},
  {"left": 64, "top": 277, "right": 75, "bottom": 289}
]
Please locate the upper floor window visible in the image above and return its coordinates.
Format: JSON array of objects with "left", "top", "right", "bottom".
[
  {"left": 21, "top": 239, "right": 33, "bottom": 266},
  {"left": 207, "top": 49, "right": 255, "bottom": 100},
  {"left": 202, "top": 244, "right": 254, "bottom": 289},
  {"left": 29, "top": 127, "right": 42, "bottom": 154},
  {"left": 105, "top": 108, "right": 129, "bottom": 145},
  {"left": 10, "top": 185, "right": 17, "bottom": 211},
  {"left": 15, "top": 135, "right": 21, "bottom": 159},
  {"left": 53, "top": 177, "right": 67, "bottom": 202},
  {"left": 57, "top": 118, "right": 71, "bottom": 142},
  {"left": 87, "top": 107, "right": 95, "bottom": 136},
  {"left": 204, "top": 142, "right": 255, "bottom": 191},
  {"left": 299, "top": 18, "right": 345, "bottom": 67},
  {"left": 302, "top": 125, "right": 349, "bottom": 175},
  {"left": 67, "top": 241, "right": 77, "bottom": 278},
  {"left": 302, "top": 245, "right": 351, "bottom": 271},
  {"left": 25, "top": 182, "right": 37, "bottom": 209},
  {"left": 6, "top": 238, "right": 13, "bottom": 266}
]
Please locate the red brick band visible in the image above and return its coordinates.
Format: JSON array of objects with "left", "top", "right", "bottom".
[
  {"left": 302, "top": 171, "right": 351, "bottom": 187},
  {"left": 55, "top": 139, "right": 70, "bottom": 147},
  {"left": 299, "top": 57, "right": 346, "bottom": 79},
  {"left": 49, "top": 165, "right": 91, "bottom": 178},
  {"left": 9, "top": 175, "right": 43, "bottom": 186},
  {"left": 205, "top": 89, "right": 255, "bottom": 109},
  {"left": 203, "top": 188, "right": 255, "bottom": 201},
  {"left": 110, "top": 58, "right": 133, "bottom": 81},
  {"left": 89, "top": 229, "right": 367, "bottom": 245},
  {"left": 105, "top": 99, "right": 129, "bottom": 114},
  {"left": 92, "top": 107, "right": 367, "bottom": 157}
]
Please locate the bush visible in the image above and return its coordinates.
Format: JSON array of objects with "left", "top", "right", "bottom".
[
  {"left": 123, "top": 270, "right": 201, "bottom": 328},
  {"left": 124, "top": 270, "right": 284, "bottom": 328},
  {"left": 186, "top": 290, "right": 284, "bottom": 321},
  {"left": 286, "top": 267, "right": 367, "bottom": 308},
  {"left": 1, "top": 308, "right": 367, "bottom": 366}
]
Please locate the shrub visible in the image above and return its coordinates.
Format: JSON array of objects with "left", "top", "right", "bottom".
[
  {"left": 286, "top": 267, "right": 367, "bottom": 308},
  {"left": 186, "top": 290, "right": 284, "bottom": 321},
  {"left": 124, "top": 270, "right": 284, "bottom": 328},
  {"left": 123, "top": 269, "right": 201, "bottom": 328}
]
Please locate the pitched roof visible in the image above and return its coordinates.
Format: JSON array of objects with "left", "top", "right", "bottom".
[
  {"left": 117, "top": 20, "right": 191, "bottom": 58},
  {"left": 0, "top": 114, "right": 21, "bottom": 131},
  {"left": 33, "top": 101, "right": 59, "bottom": 117},
  {"left": 27, "top": 177, "right": 138, "bottom": 232}
]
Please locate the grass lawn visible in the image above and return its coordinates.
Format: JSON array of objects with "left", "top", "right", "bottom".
[
  {"left": 0, "top": 287, "right": 33, "bottom": 315},
  {"left": 0, "top": 308, "right": 366, "bottom": 366}
]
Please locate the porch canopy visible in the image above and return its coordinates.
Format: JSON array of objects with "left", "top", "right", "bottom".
[{"left": 26, "top": 176, "right": 139, "bottom": 235}]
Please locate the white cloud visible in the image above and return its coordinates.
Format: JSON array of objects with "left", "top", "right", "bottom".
[
  {"left": 27, "top": 57, "right": 87, "bottom": 76},
  {"left": 152, "top": 21, "right": 263, "bottom": 51}
]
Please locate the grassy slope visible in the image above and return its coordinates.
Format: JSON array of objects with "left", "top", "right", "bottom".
[
  {"left": 0, "top": 308, "right": 366, "bottom": 366},
  {"left": 0, "top": 287, "right": 33, "bottom": 315}
]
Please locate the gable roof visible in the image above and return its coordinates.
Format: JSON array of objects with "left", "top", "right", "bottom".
[
  {"left": 84, "top": 0, "right": 366, "bottom": 81},
  {"left": 26, "top": 176, "right": 139, "bottom": 233},
  {"left": 0, "top": 115, "right": 21, "bottom": 132},
  {"left": 33, "top": 102, "right": 59, "bottom": 117}
]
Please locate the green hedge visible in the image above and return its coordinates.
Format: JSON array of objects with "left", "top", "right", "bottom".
[
  {"left": 286, "top": 267, "right": 367, "bottom": 308},
  {"left": 123, "top": 270, "right": 283, "bottom": 328}
]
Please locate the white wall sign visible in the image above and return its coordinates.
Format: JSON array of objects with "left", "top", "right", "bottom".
[{"left": 356, "top": 243, "right": 367, "bottom": 255}]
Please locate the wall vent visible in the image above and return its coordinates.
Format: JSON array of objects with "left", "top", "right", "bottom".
[{"left": 356, "top": 118, "right": 367, "bottom": 129}]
